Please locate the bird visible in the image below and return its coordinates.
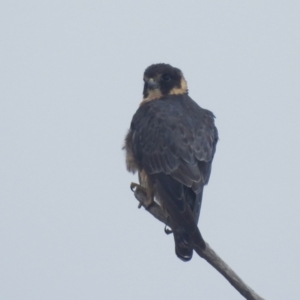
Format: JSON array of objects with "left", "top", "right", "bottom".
[{"left": 124, "top": 63, "right": 218, "bottom": 261}]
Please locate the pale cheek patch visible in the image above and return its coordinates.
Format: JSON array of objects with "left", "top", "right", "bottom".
[
  {"left": 140, "top": 89, "right": 163, "bottom": 105},
  {"left": 169, "top": 78, "right": 188, "bottom": 95},
  {"left": 140, "top": 77, "right": 188, "bottom": 105}
]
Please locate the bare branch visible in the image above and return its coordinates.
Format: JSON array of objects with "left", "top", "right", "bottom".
[{"left": 133, "top": 187, "right": 264, "bottom": 300}]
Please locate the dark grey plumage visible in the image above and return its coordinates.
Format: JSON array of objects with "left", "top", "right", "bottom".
[{"left": 125, "top": 64, "right": 218, "bottom": 261}]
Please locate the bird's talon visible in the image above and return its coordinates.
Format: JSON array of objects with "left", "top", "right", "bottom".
[
  {"left": 164, "top": 225, "right": 173, "bottom": 235},
  {"left": 131, "top": 182, "right": 148, "bottom": 194},
  {"left": 130, "top": 182, "right": 139, "bottom": 192}
]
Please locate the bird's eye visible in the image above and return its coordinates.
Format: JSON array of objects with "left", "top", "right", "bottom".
[{"left": 161, "top": 74, "right": 171, "bottom": 82}]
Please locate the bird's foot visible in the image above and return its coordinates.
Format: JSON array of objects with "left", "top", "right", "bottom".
[
  {"left": 130, "top": 182, "right": 146, "bottom": 193},
  {"left": 130, "top": 182, "right": 154, "bottom": 209},
  {"left": 164, "top": 225, "right": 173, "bottom": 235}
]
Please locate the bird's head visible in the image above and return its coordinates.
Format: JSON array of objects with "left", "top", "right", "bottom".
[{"left": 142, "top": 63, "right": 188, "bottom": 102}]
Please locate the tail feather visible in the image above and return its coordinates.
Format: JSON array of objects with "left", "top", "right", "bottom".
[
  {"left": 173, "top": 226, "right": 193, "bottom": 261},
  {"left": 153, "top": 173, "right": 205, "bottom": 262}
]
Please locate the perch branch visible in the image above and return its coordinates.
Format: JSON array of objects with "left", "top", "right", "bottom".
[{"left": 133, "top": 188, "right": 264, "bottom": 300}]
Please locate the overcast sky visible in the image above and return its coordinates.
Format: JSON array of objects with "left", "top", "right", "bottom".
[{"left": 1, "top": 1, "right": 300, "bottom": 299}]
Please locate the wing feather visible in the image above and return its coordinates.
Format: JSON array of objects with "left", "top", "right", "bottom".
[
  {"left": 131, "top": 94, "right": 218, "bottom": 193},
  {"left": 128, "top": 93, "right": 218, "bottom": 261}
]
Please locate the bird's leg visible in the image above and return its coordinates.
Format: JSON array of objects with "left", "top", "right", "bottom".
[
  {"left": 145, "top": 187, "right": 155, "bottom": 208},
  {"left": 130, "top": 182, "right": 154, "bottom": 209}
]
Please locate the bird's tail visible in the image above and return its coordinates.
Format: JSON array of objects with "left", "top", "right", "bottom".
[
  {"left": 173, "top": 191, "right": 204, "bottom": 261},
  {"left": 173, "top": 225, "right": 194, "bottom": 261},
  {"left": 154, "top": 173, "right": 205, "bottom": 262}
]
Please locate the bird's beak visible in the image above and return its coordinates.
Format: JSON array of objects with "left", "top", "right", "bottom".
[{"left": 147, "top": 78, "right": 159, "bottom": 90}]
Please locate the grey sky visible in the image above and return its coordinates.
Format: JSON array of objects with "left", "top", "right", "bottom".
[{"left": 1, "top": 1, "right": 300, "bottom": 299}]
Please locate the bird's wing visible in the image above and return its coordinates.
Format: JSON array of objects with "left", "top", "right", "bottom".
[{"left": 132, "top": 94, "right": 217, "bottom": 196}]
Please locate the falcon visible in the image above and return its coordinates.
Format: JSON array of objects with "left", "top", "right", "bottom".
[{"left": 124, "top": 63, "right": 218, "bottom": 261}]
